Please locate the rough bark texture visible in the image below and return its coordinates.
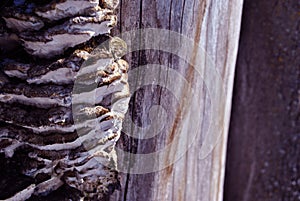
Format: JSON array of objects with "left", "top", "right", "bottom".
[
  {"left": 224, "top": 0, "right": 300, "bottom": 201},
  {"left": 0, "top": 0, "right": 245, "bottom": 200},
  {"left": 0, "top": 0, "right": 129, "bottom": 200}
]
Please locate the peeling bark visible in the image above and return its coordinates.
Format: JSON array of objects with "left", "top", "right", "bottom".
[{"left": 0, "top": 0, "right": 129, "bottom": 200}]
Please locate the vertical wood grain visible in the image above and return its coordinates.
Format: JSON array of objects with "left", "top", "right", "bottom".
[{"left": 111, "top": 0, "right": 244, "bottom": 200}]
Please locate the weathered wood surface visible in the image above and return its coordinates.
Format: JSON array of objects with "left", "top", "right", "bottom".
[
  {"left": 110, "top": 0, "right": 244, "bottom": 200},
  {"left": 225, "top": 0, "right": 300, "bottom": 201}
]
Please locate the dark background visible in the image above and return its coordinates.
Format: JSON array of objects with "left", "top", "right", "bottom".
[{"left": 224, "top": 0, "right": 300, "bottom": 200}]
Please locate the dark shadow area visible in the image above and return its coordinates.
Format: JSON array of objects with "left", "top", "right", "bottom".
[{"left": 224, "top": 0, "right": 299, "bottom": 200}]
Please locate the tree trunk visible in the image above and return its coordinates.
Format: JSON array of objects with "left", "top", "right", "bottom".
[
  {"left": 0, "top": 0, "right": 244, "bottom": 200},
  {"left": 111, "top": 0, "right": 243, "bottom": 201}
]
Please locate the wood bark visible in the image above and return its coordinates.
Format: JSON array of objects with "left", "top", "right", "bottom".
[
  {"left": 0, "top": 0, "right": 128, "bottom": 200},
  {"left": 0, "top": 0, "right": 245, "bottom": 200}
]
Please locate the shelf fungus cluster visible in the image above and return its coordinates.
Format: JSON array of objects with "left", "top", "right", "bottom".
[{"left": 0, "top": 0, "right": 129, "bottom": 200}]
